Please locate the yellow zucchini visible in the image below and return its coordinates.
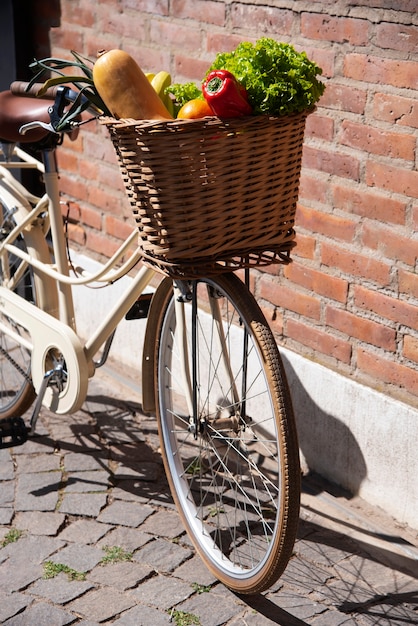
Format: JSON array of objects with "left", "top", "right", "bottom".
[{"left": 93, "top": 49, "right": 173, "bottom": 120}]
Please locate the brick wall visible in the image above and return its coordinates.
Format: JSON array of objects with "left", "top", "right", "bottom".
[{"left": 44, "top": 1, "right": 417, "bottom": 407}]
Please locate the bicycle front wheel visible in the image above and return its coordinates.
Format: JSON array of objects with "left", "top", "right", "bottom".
[
  {"left": 155, "top": 273, "right": 300, "bottom": 594},
  {"left": 0, "top": 202, "right": 36, "bottom": 418}
]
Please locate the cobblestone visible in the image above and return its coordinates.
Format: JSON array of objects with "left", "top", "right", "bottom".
[
  {"left": 0, "top": 366, "right": 416, "bottom": 625},
  {"left": 30, "top": 575, "right": 94, "bottom": 604}
]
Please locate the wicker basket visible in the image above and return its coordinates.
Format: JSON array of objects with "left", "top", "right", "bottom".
[{"left": 102, "top": 110, "right": 312, "bottom": 277}]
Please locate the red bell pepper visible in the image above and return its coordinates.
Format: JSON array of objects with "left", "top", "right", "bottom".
[{"left": 202, "top": 70, "right": 252, "bottom": 117}]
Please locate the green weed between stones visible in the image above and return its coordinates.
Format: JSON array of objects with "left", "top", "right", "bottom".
[
  {"left": 1, "top": 528, "right": 23, "bottom": 547},
  {"left": 43, "top": 560, "right": 87, "bottom": 581},
  {"left": 191, "top": 582, "right": 212, "bottom": 594},
  {"left": 169, "top": 609, "right": 201, "bottom": 626},
  {"left": 101, "top": 545, "right": 133, "bottom": 564}
]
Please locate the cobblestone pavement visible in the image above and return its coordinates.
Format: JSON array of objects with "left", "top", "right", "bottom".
[{"left": 0, "top": 364, "right": 417, "bottom": 625}]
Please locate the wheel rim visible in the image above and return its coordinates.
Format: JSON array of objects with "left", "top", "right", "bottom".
[{"left": 157, "top": 277, "right": 288, "bottom": 586}]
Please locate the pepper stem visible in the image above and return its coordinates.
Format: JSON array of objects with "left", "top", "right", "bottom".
[{"left": 206, "top": 76, "right": 223, "bottom": 94}]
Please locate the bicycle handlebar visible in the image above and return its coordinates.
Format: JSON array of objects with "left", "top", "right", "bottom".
[
  {"left": 10, "top": 80, "right": 99, "bottom": 136},
  {"left": 10, "top": 81, "right": 60, "bottom": 99}
]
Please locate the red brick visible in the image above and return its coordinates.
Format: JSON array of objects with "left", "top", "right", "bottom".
[
  {"left": 97, "top": 162, "right": 126, "bottom": 194},
  {"left": 172, "top": 0, "right": 225, "bottom": 26},
  {"left": 88, "top": 187, "right": 128, "bottom": 218},
  {"left": 321, "top": 243, "right": 391, "bottom": 286},
  {"left": 293, "top": 232, "right": 316, "bottom": 260},
  {"left": 357, "top": 347, "right": 418, "bottom": 397},
  {"left": 150, "top": 19, "right": 202, "bottom": 51},
  {"left": 300, "top": 46, "right": 335, "bottom": 79},
  {"left": 398, "top": 269, "right": 418, "bottom": 299},
  {"left": 354, "top": 285, "right": 418, "bottom": 331},
  {"left": 302, "top": 145, "right": 360, "bottom": 181},
  {"left": 85, "top": 36, "right": 120, "bottom": 60},
  {"left": 79, "top": 161, "right": 101, "bottom": 191},
  {"left": 206, "top": 32, "right": 247, "bottom": 56},
  {"left": 260, "top": 305, "right": 284, "bottom": 337},
  {"left": 404, "top": 335, "right": 418, "bottom": 364},
  {"left": 366, "top": 161, "right": 418, "bottom": 199},
  {"left": 373, "top": 0, "right": 417, "bottom": 10},
  {"left": 284, "top": 262, "right": 348, "bottom": 303},
  {"left": 231, "top": 5, "right": 293, "bottom": 36},
  {"left": 305, "top": 114, "right": 334, "bottom": 141},
  {"left": 375, "top": 22, "right": 418, "bottom": 53},
  {"left": 80, "top": 206, "right": 102, "bottom": 231},
  {"left": 95, "top": 7, "right": 147, "bottom": 41},
  {"left": 332, "top": 183, "right": 406, "bottom": 225},
  {"left": 105, "top": 215, "right": 136, "bottom": 241},
  {"left": 287, "top": 318, "right": 352, "bottom": 364},
  {"left": 59, "top": 173, "right": 89, "bottom": 204},
  {"left": 86, "top": 230, "right": 120, "bottom": 259},
  {"left": 61, "top": 2, "right": 96, "bottom": 28},
  {"left": 126, "top": 45, "right": 171, "bottom": 77},
  {"left": 361, "top": 223, "right": 417, "bottom": 267},
  {"left": 61, "top": 200, "right": 81, "bottom": 222},
  {"left": 299, "top": 173, "right": 330, "bottom": 205},
  {"left": 50, "top": 28, "right": 83, "bottom": 54},
  {"left": 301, "top": 13, "right": 369, "bottom": 45},
  {"left": 57, "top": 150, "right": 79, "bottom": 175},
  {"left": 318, "top": 83, "right": 367, "bottom": 115},
  {"left": 174, "top": 55, "right": 212, "bottom": 81},
  {"left": 124, "top": 0, "right": 169, "bottom": 15},
  {"left": 325, "top": 306, "right": 396, "bottom": 351},
  {"left": 373, "top": 93, "right": 418, "bottom": 129},
  {"left": 296, "top": 204, "right": 357, "bottom": 243},
  {"left": 344, "top": 53, "right": 418, "bottom": 90},
  {"left": 259, "top": 278, "right": 321, "bottom": 320},
  {"left": 340, "top": 120, "right": 416, "bottom": 161},
  {"left": 83, "top": 128, "right": 114, "bottom": 163},
  {"left": 67, "top": 223, "right": 86, "bottom": 246}
]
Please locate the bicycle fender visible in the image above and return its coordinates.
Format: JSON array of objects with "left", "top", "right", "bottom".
[{"left": 141, "top": 276, "right": 173, "bottom": 414}]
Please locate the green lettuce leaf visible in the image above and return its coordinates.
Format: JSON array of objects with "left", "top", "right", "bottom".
[{"left": 207, "top": 38, "right": 325, "bottom": 115}]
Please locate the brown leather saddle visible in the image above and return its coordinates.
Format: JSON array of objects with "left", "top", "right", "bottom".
[{"left": 0, "top": 90, "right": 52, "bottom": 144}]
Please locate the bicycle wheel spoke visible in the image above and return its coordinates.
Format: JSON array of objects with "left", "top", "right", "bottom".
[{"left": 156, "top": 274, "right": 300, "bottom": 593}]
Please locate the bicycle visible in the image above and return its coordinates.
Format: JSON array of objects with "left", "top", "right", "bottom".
[{"left": 0, "top": 81, "right": 301, "bottom": 594}]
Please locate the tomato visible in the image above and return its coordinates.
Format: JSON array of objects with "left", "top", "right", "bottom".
[{"left": 177, "top": 98, "right": 214, "bottom": 119}]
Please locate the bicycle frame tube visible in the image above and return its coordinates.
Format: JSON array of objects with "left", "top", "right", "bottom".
[
  {"left": 175, "top": 288, "right": 193, "bottom": 418},
  {"left": 0, "top": 166, "right": 59, "bottom": 318},
  {"left": 2, "top": 147, "right": 77, "bottom": 329},
  {"left": 42, "top": 150, "right": 75, "bottom": 328},
  {"left": 84, "top": 264, "right": 155, "bottom": 363}
]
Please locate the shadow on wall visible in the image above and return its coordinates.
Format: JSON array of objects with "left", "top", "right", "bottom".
[
  {"left": 12, "top": 0, "right": 61, "bottom": 79},
  {"left": 281, "top": 353, "right": 367, "bottom": 497}
]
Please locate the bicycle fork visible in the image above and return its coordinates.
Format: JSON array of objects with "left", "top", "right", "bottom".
[{"left": 177, "top": 279, "right": 246, "bottom": 439}]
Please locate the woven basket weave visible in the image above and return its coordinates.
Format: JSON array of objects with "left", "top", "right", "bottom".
[{"left": 102, "top": 110, "right": 311, "bottom": 277}]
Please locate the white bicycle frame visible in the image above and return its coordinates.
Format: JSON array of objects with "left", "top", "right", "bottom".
[{"left": 0, "top": 145, "right": 155, "bottom": 415}]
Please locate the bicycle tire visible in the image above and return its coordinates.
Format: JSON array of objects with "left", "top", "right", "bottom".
[
  {"left": 0, "top": 199, "right": 36, "bottom": 418},
  {"left": 154, "top": 273, "right": 300, "bottom": 594}
]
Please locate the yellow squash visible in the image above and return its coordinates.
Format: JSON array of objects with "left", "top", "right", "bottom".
[{"left": 93, "top": 49, "right": 173, "bottom": 120}]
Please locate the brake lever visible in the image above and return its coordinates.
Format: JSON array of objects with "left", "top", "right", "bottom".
[{"left": 19, "top": 120, "right": 59, "bottom": 136}]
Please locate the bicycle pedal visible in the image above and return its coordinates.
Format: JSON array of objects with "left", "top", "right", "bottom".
[
  {"left": 0, "top": 417, "right": 29, "bottom": 449},
  {"left": 125, "top": 293, "right": 153, "bottom": 320}
]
